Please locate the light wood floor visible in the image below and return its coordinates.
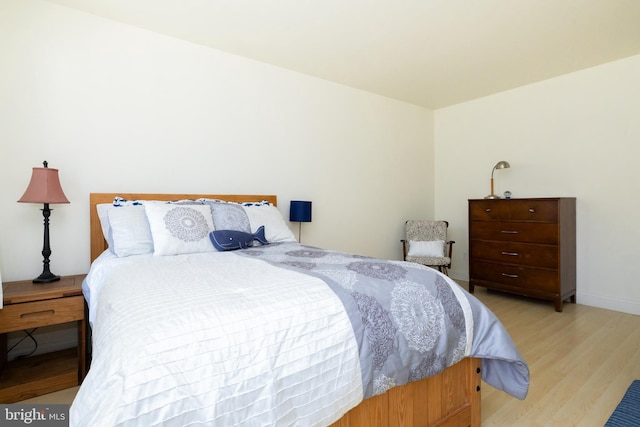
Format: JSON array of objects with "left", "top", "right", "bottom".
[
  {"left": 464, "top": 283, "right": 640, "bottom": 426},
  {"left": 18, "top": 283, "right": 640, "bottom": 426}
]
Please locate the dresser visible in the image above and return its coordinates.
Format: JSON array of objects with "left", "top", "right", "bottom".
[{"left": 468, "top": 198, "right": 576, "bottom": 312}]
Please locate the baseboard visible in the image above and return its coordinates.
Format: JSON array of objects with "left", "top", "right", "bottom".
[
  {"left": 577, "top": 293, "right": 640, "bottom": 316},
  {"left": 450, "top": 275, "right": 639, "bottom": 316}
]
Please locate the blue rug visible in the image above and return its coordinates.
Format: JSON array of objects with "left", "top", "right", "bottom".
[{"left": 605, "top": 380, "right": 640, "bottom": 426}]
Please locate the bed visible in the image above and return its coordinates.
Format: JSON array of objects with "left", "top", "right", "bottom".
[{"left": 71, "top": 193, "right": 529, "bottom": 427}]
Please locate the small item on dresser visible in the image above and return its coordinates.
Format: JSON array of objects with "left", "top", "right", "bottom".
[{"left": 504, "top": 191, "right": 512, "bottom": 199}]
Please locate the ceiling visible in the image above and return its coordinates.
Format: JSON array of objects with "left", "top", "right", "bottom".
[{"left": 45, "top": 0, "right": 640, "bottom": 109}]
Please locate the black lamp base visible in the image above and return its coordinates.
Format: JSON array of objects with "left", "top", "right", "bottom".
[
  {"left": 33, "top": 271, "right": 61, "bottom": 284},
  {"left": 32, "top": 204, "right": 61, "bottom": 284}
]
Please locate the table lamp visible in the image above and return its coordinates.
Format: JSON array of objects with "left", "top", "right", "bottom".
[
  {"left": 485, "top": 161, "right": 510, "bottom": 199},
  {"left": 18, "top": 161, "right": 70, "bottom": 283},
  {"left": 289, "top": 200, "right": 312, "bottom": 243}
]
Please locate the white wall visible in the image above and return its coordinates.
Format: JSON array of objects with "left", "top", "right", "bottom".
[
  {"left": 7, "top": 0, "right": 636, "bottom": 359},
  {"left": 0, "top": 0, "right": 435, "bottom": 285},
  {"left": 435, "top": 54, "right": 640, "bottom": 315}
]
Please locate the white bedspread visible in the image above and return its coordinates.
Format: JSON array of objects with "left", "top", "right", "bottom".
[{"left": 72, "top": 251, "right": 363, "bottom": 426}]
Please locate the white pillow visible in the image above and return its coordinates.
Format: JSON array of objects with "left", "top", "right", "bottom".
[
  {"left": 96, "top": 203, "right": 115, "bottom": 242},
  {"left": 408, "top": 240, "right": 445, "bottom": 257},
  {"left": 145, "top": 203, "right": 216, "bottom": 256},
  {"left": 242, "top": 204, "right": 296, "bottom": 243},
  {"left": 97, "top": 199, "right": 155, "bottom": 243},
  {"left": 108, "top": 206, "right": 154, "bottom": 257}
]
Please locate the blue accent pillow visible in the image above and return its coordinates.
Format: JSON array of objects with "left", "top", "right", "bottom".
[{"left": 210, "top": 226, "right": 268, "bottom": 251}]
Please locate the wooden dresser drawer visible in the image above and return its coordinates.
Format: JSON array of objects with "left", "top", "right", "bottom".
[
  {"left": 0, "top": 295, "right": 84, "bottom": 334},
  {"left": 469, "top": 200, "right": 510, "bottom": 220},
  {"left": 470, "top": 240, "right": 558, "bottom": 269},
  {"left": 508, "top": 199, "right": 558, "bottom": 222},
  {"left": 469, "top": 221, "right": 559, "bottom": 244},
  {"left": 469, "top": 199, "right": 558, "bottom": 222},
  {"left": 470, "top": 261, "right": 559, "bottom": 294}
]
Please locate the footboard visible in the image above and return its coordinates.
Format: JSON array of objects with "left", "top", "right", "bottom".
[{"left": 331, "top": 357, "right": 482, "bottom": 427}]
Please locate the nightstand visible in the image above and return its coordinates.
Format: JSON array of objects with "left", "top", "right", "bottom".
[{"left": 0, "top": 274, "right": 87, "bottom": 403}]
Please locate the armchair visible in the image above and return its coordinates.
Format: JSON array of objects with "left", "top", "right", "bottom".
[{"left": 401, "top": 220, "right": 455, "bottom": 275}]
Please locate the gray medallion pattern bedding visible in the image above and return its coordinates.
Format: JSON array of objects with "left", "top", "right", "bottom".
[
  {"left": 240, "top": 243, "right": 469, "bottom": 398},
  {"left": 239, "top": 243, "right": 529, "bottom": 401}
]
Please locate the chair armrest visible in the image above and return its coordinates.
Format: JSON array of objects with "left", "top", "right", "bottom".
[{"left": 446, "top": 240, "right": 455, "bottom": 258}]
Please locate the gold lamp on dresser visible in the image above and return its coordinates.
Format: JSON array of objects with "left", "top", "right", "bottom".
[{"left": 485, "top": 160, "right": 510, "bottom": 199}]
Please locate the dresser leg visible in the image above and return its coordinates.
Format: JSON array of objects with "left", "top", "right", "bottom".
[
  {"left": 468, "top": 283, "right": 475, "bottom": 294},
  {"left": 554, "top": 299, "right": 563, "bottom": 312}
]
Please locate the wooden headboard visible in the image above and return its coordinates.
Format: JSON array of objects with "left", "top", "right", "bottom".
[{"left": 89, "top": 193, "right": 278, "bottom": 262}]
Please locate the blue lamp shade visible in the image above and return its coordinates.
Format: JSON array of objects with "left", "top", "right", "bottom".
[{"left": 290, "top": 200, "right": 312, "bottom": 222}]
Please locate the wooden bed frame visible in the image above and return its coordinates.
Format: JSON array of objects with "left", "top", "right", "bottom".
[{"left": 88, "top": 193, "right": 482, "bottom": 427}]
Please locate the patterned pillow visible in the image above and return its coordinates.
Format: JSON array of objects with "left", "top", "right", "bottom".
[
  {"left": 199, "top": 199, "right": 296, "bottom": 243},
  {"left": 145, "top": 203, "right": 216, "bottom": 256},
  {"left": 207, "top": 202, "right": 251, "bottom": 233},
  {"left": 97, "top": 198, "right": 205, "bottom": 256}
]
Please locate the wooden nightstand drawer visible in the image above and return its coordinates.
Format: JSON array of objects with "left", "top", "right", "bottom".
[{"left": 0, "top": 296, "right": 84, "bottom": 334}]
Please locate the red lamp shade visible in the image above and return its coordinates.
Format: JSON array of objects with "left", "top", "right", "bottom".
[
  {"left": 18, "top": 161, "right": 69, "bottom": 283},
  {"left": 18, "top": 162, "right": 69, "bottom": 204}
]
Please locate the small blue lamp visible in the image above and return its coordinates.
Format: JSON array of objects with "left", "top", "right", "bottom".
[{"left": 289, "top": 200, "right": 312, "bottom": 242}]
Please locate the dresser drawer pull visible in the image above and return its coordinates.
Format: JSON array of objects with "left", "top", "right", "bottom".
[
  {"left": 501, "top": 230, "right": 519, "bottom": 234},
  {"left": 501, "top": 273, "right": 519, "bottom": 278},
  {"left": 20, "top": 310, "right": 55, "bottom": 319},
  {"left": 501, "top": 251, "right": 519, "bottom": 256},
  {"left": 485, "top": 208, "right": 492, "bottom": 212}
]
